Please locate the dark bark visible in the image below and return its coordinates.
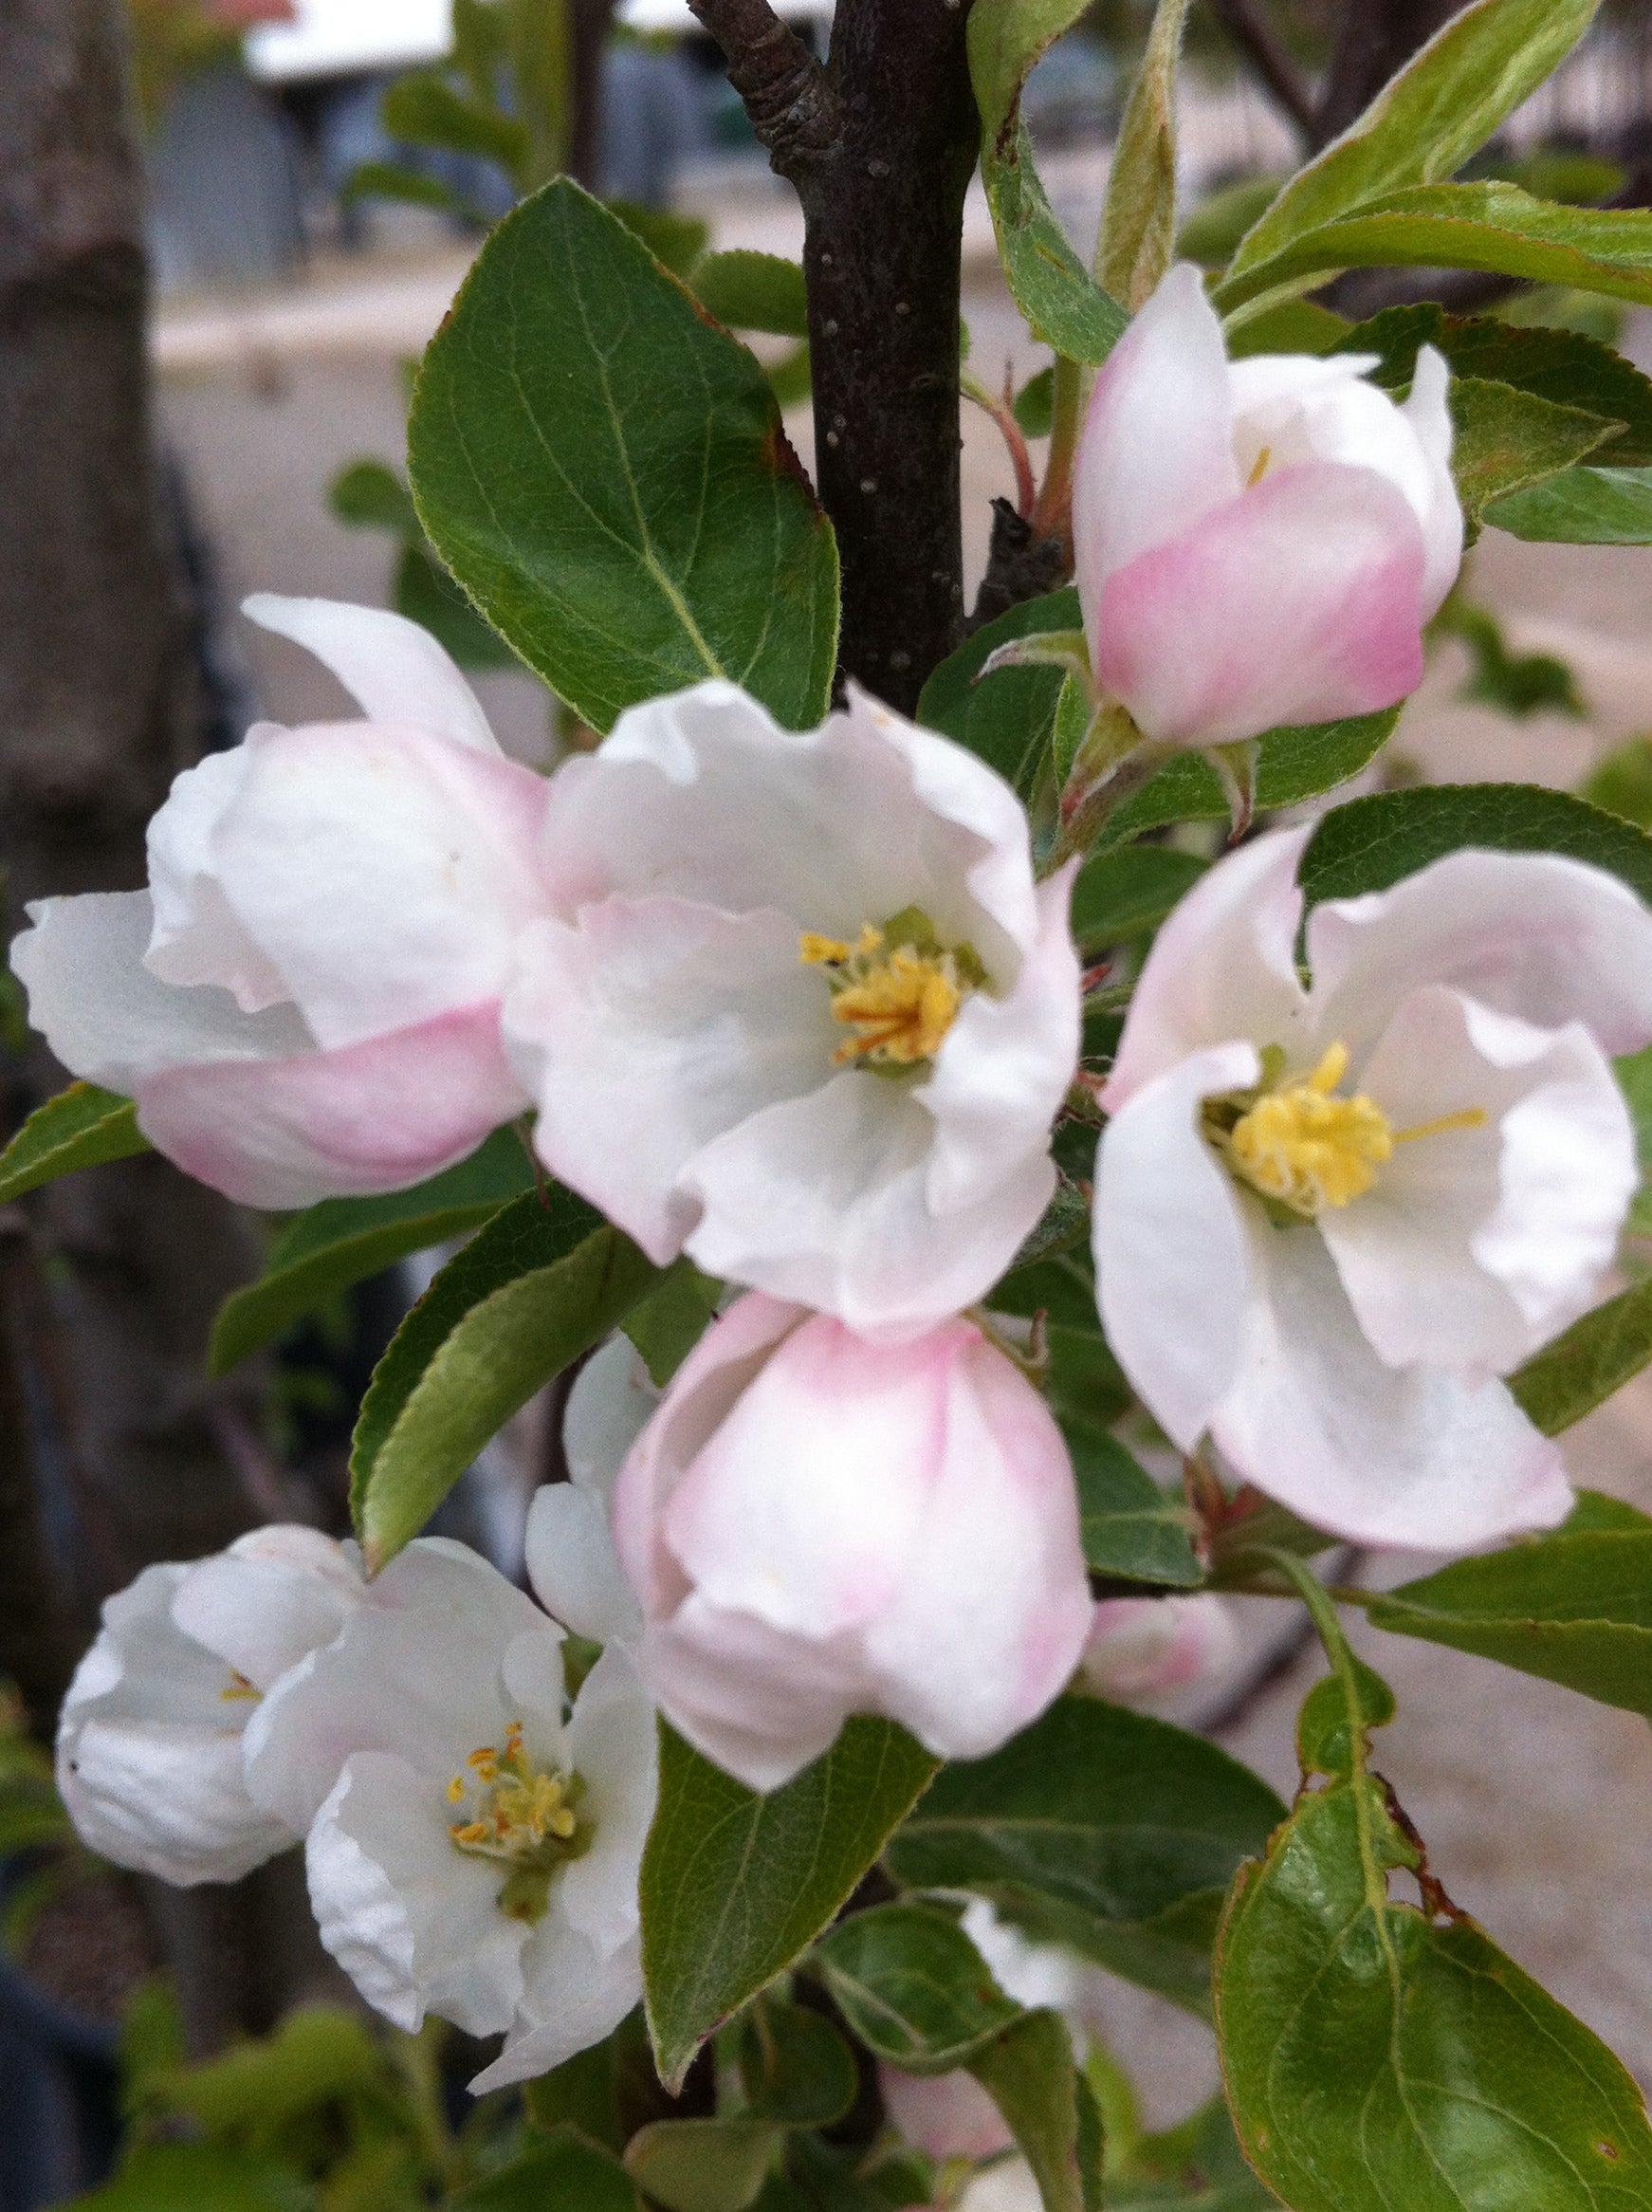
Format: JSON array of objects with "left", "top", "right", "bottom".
[
  {"left": 1203, "top": 0, "right": 1315, "bottom": 138},
  {"left": 567, "top": 0, "right": 619, "bottom": 189},
  {"left": 969, "top": 500, "right": 1068, "bottom": 634},
  {"left": 0, "top": 1218, "right": 80, "bottom": 1742},
  {"left": 688, "top": 0, "right": 979, "bottom": 713},
  {"left": 1312, "top": 0, "right": 1462, "bottom": 148}
]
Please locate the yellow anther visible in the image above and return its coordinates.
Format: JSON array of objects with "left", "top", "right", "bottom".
[
  {"left": 1394, "top": 1106, "right": 1489, "bottom": 1145},
  {"left": 1246, "top": 443, "right": 1274, "bottom": 488},
  {"left": 451, "top": 1820, "right": 489, "bottom": 1847},
  {"left": 799, "top": 912, "right": 982, "bottom": 1071},
  {"left": 445, "top": 1731, "right": 590, "bottom": 1924},
  {"left": 220, "top": 1669, "right": 260, "bottom": 1704},
  {"left": 799, "top": 932, "right": 854, "bottom": 966},
  {"left": 446, "top": 1776, "right": 465, "bottom": 1804}
]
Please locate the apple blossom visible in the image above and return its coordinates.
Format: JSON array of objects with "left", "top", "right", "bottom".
[
  {"left": 610, "top": 1292, "right": 1093, "bottom": 1792},
  {"left": 11, "top": 596, "right": 549, "bottom": 1209},
  {"left": 1071, "top": 263, "right": 1460, "bottom": 752},
  {"left": 1094, "top": 826, "right": 1652, "bottom": 1547},
  {"left": 56, "top": 1525, "right": 363, "bottom": 1885},
  {"left": 1078, "top": 1594, "right": 1238, "bottom": 1703},
  {"left": 879, "top": 2064, "right": 1014, "bottom": 2164},
  {"left": 503, "top": 680, "right": 1081, "bottom": 1339},
  {"left": 243, "top": 1536, "right": 655, "bottom": 2091}
]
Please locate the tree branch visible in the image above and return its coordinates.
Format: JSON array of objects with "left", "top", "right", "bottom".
[
  {"left": 684, "top": 0, "right": 840, "bottom": 175},
  {"left": 1203, "top": 0, "right": 1315, "bottom": 138}
]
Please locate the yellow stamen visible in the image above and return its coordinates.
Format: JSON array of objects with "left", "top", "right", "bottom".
[
  {"left": 799, "top": 912, "right": 981, "bottom": 1070},
  {"left": 446, "top": 1776, "right": 465, "bottom": 1804},
  {"left": 1394, "top": 1106, "right": 1489, "bottom": 1144},
  {"left": 220, "top": 1669, "right": 260, "bottom": 1704},
  {"left": 1246, "top": 443, "right": 1274, "bottom": 488}
]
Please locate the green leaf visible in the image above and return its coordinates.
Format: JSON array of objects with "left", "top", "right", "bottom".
[
  {"left": 341, "top": 159, "right": 489, "bottom": 223},
  {"left": 606, "top": 197, "right": 712, "bottom": 279},
  {"left": 1098, "top": 710, "right": 1399, "bottom": 847},
  {"left": 1618, "top": 1041, "right": 1652, "bottom": 1226},
  {"left": 380, "top": 71, "right": 528, "bottom": 177},
  {"left": 812, "top": 1903, "right": 1022, "bottom": 2072},
  {"left": 1177, "top": 175, "right": 1284, "bottom": 269},
  {"left": 1227, "top": 0, "right": 1598, "bottom": 282},
  {"left": 964, "top": 2010, "right": 1101, "bottom": 2212},
  {"left": 67, "top": 2146, "right": 309, "bottom": 2212},
  {"left": 1363, "top": 1524, "right": 1652, "bottom": 1719},
  {"left": 1487, "top": 462, "right": 1652, "bottom": 542},
  {"left": 329, "top": 457, "right": 421, "bottom": 534},
  {"left": 1014, "top": 364, "right": 1055, "bottom": 438},
  {"left": 1214, "top": 1615, "right": 1652, "bottom": 2212},
  {"left": 350, "top": 1189, "right": 660, "bottom": 1571},
  {"left": 0, "top": 1082, "right": 148, "bottom": 1204},
  {"left": 394, "top": 541, "right": 521, "bottom": 672},
  {"left": 167, "top": 2004, "right": 382, "bottom": 2133},
  {"left": 1070, "top": 845, "right": 1206, "bottom": 949},
  {"left": 410, "top": 178, "right": 839, "bottom": 734},
  {"left": 736, "top": 2000, "right": 859, "bottom": 2127},
  {"left": 626, "top": 2122, "right": 781, "bottom": 2212},
  {"left": 621, "top": 1258, "right": 722, "bottom": 1386},
  {"left": 640, "top": 1719, "right": 939, "bottom": 2092},
  {"left": 916, "top": 588, "right": 1078, "bottom": 797},
  {"left": 1220, "top": 182, "right": 1652, "bottom": 320},
  {"left": 1108, "top": 2094, "right": 1279, "bottom": 2208},
  {"left": 693, "top": 251, "right": 809, "bottom": 339},
  {"left": 1299, "top": 783, "right": 1652, "bottom": 908},
  {"left": 1067, "top": 1419, "right": 1202, "bottom": 1587},
  {"left": 1095, "top": 0, "right": 1192, "bottom": 311},
  {"left": 524, "top": 2037, "right": 625, "bottom": 2149},
  {"left": 209, "top": 1129, "right": 537, "bottom": 1373},
  {"left": 1508, "top": 1277, "right": 1652, "bottom": 1436},
  {"left": 884, "top": 1697, "right": 1284, "bottom": 2012},
  {"left": 1335, "top": 304, "right": 1652, "bottom": 465},
  {"left": 967, "top": 0, "right": 1128, "bottom": 364},
  {"left": 452, "top": 2127, "right": 644, "bottom": 2212},
  {"left": 1436, "top": 599, "right": 1585, "bottom": 719},
  {"left": 1447, "top": 376, "right": 1619, "bottom": 523}
]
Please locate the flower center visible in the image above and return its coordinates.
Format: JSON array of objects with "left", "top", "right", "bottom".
[
  {"left": 799, "top": 907, "right": 984, "bottom": 1071},
  {"left": 446, "top": 1722, "right": 591, "bottom": 1924},
  {"left": 1206, "top": 1041, "right": 1486, "bottom": 1220}
]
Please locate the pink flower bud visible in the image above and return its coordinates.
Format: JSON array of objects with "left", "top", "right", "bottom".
[
  {"left": 1078, "top": 1594, "right": 1238, "bottom": 1702},
  {"left": 879, "top": 2063, "right": 1013, "bottom": 2163},
  {"left": 611, "top": 1294, "right": 1093, "bottom": 1792}
]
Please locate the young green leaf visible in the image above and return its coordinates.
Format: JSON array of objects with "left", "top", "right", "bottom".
[
  {"left": 965, "top": 2010, "right": 1102, "bottom": 2212},
  {"left": 1066, "top": 1418, "right": 1203, "bottom": 1587},
  {"left": 1096, "top": 709, "right": 1399, "bottom": 848},
  {"left": 640, "top": 1719, "right": 939, "bottom": 2092},
  {"left": 453, "top": 2127, "right": 645, "bottom": 2212},
  {"left": 625, "top": 2121, "right": 781, "bottom": 2212},
  {"left": 1487, "top": 462, "right": 1652, "bottom": 543},
  {"left": 350, "top": 1189, "right": 660, "bottom": 1571},
  {"left": 1300, "top": 783, "right": 1652, "bottom": 908},
  {"left": 1095, "top": 0, "right": 1192, "bottom": 311},
  {"left": 1362, "top": 1521, "right": 1652, "bottom": 1719},
  {"left": 606, "top": 197, "right": 712, "bottom": 280},
  {"left": 1447, "top": 377, "right": 1619, "bottom": 524},
  {"left": 621, "top": 1258, "right": 722, "bottom": 1387},
  {"left": 692, "top": 251, "right": 809, "bottom": 339},
  {"left": 209, "top": 1128, "right": 537, "bottom": 1373},
  {"left": 1107, "top": 2094, "right": 1278, "bottom": 2208},
  {"left": 883, "top": 1698, "right": 1284, "bottom": 2013},
  {"left": 379, "top": 72, "right": 529, "bottom": 182},
  {"left": 1508, "top": 1277, "right": 1652, "bottom": 1436},
  {"left": 410, "top": 179, "right": 839, "bottom": 734},
  {"left": 1226, "top": 0, "right": 1598, "bottom": 282},
  {"left": 1215, "top": 1588, "right": 1652, "bottom": 2212},
  {"left": 734, "top": 2000, "right": 859, "bottom": 2128},
  {"left": 328, "top": 457, "right": 422, "bottom": 534},
  {"left": 0, "top": 1082, "right": 148, "bottom": 1204},
  {"left": 917, "top": 588, "right": 1078, "bottom": 798},
  {"left": 68, "top": 2146, "right": 312, "bottom": 2212},
  {"left": 812, "top": 1903, "right": 1023, "bottom": 2072},
  {"left": 1070, "top": 846, "right": 1207, "bottom": 949}
]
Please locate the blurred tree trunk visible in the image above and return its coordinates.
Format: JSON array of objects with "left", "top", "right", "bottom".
[
  {"left": 568, "top": 0, "right": 618, "bottom": 188},
  {"left": 1312, "top": 0, "right": 1461, "bottom": 146}
]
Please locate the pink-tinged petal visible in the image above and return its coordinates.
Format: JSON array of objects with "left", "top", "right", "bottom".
[
  {"left": 243, "top": 594, "right": 500, "bottom": 755},
  {"left": 1213, "top": 1216, "right": 1573, "bottom": 1548},
  {"left": 215, "top": 723, "right": 551, "bottom": 1049},
  {"left": 880, "top": 2066, "right": 1014, "bottom": 2163},
  {"left": 1323, "top": 987, "right": 1635, "bottom": 1373},
  {"left": 1102, "top": 828, "right": 1312, "bottom": 1110},
  {"left": 134, "top": 1000, "right": 524, "bottom": 1211},
  {"left": 1094, "top": 1042, "right": 1258, "bottom": 1452},
  {"left": 1073, "top": 263, "right": 1239, "bottom": 660},
  {"left": 1307, "top": 849, "right": 1652, "bottom": 1068},
  {"left": 505, "top": 899, "right": 835, "bottom": 1266},
  {"left": 11, "top": 890, "right": 311, "bottom": 1095},
  {"left": 918, "top": 866, "right": 1080, "bottom": 1217},
  {"left": 682, "top": 1072, "right": 1055, "bottom": 1341},
  {"left": 863, "top": 1332, "right": 1092, "bottom": 1760},
  {"left": 660, "top": 1316, "right": 957, "bottom": 1639},
  {"left": 1093, "top": 461, "right": 1428, "bottom": 749},
  {"left": 1079, "top": 1594, "right": 1238, "bottom": 1702},
  {"left": 145, "top": 747, "right": 290, "bottom": 1011}
]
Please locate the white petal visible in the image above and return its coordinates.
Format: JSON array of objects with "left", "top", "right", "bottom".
[
  {"left": 305, "top": 1753, "right": 525, "bottom": 2037},
  {"left": 1102, "top": 829, "right": 1312, "bottom": 1110},
  {"left": 1324, "top": 986, "right": 1635, "bottom": 1372},
  {"left": 145, "top": 747, "right": 291, "bottom": 1010},
  {"left": 505, "top": 899, "right": 835, "bottom": 1265},
  {"left": 471, "top": 1926, "right": 642, "bottom": 2092},
  {"left": 683, "top": 1072, "right": 1055, "bottom": 1340},
  {"left": 525, "top": 1485, "right": 643, "bottom": 1647},
  {"left": 1213, "top": 1215, "right": 1573, "bottom": 1548},
  {"left": 10, "top": 891, "right": 311, "bottom": 1094},
  {"left": 243, "top": 594, "right": 500, "bottom": 754},
  {"left": 1228, "top": 354, "right": 1443, "bottom": 555},
  {"left": 1307, "top": 848, "right": 1652, "bottom": 1066},
  {"left": 918, "top": 867, "right": 1080, "bottom": 1217},
  {"left": 212, "top": 723, "right": 551, "bottom": 1049},
  {"left": 642, "top": 1599, "right": 872, "bottom": 1793},
  {"left": 1073, "top": 262, "right": 1239, "bottom": 654},
  {"left": 563, "top": 1336, "right": 661, "bottom": 1499},
  {"left": 560, "top": 1647, "right": 657, "bottom": 1954},
  {"left": 1094, "top": 1042, "right": 1259, "bottom": 1449},
  {"left": 1400, "top": 347, "right": 1463, "bottom": 618},
  {"left": 171, "top": 1525, "right": 362, "bottom": 1692}
]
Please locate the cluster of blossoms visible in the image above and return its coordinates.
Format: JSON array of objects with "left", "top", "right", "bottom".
[{"left": 23, "top": 266, "right": 1652, "bottom": 2082}]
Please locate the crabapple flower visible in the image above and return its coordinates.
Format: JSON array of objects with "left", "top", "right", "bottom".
[
  {"left": 1078, "top": 1593, "right": 1238, "bottom": 1703},
  {"left": 523, "top": 1333, "right": 657, "bottom": 1650},
  {"left": 879, "top": 2065, "right": 1014, "bottom": 2164},
  {"left": 57, "top": 1526, "right": 363, "bottom": 1885},
  {"left": 11, "top": 597, "right": 549, "bottom": 1209},
  {"left": 1072, "top": 264, "right": 1460, "bottom": 750},
  {"left": 503, "top": 681, "right": 1081, "bottom": 1338},
  {"left": 244, "top": 1537, "right": 655, "bottom": 2092},
  {"left": 1094, "top": 827, "right": 1652, "bottom": 1547},
  {"left": 610, "top": 1292, "right": 1093, "bottom": 1792}
]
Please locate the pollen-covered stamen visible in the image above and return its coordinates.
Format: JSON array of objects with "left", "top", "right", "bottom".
[
  {"left": 1209, "top": 1041, "right": 1487, "bottom": 1220},
  {"left": 799, "top": 907, "right": 984, "bottom": 1070},
  {"left": 445, "top": 1721, "right": 590, "bottom": 1924},
  {"left": 220, "top": 1669, "right": 260, "bottom": 1704}
]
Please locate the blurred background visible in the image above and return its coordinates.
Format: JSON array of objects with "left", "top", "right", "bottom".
[{"left": 5, "top": 2, "right": 1652, "bottom": 2203}]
